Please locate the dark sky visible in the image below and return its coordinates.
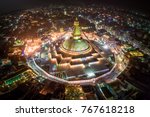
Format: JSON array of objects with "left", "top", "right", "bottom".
[{"left": 0, "top": 0, "right": 149, "bottom": 14}]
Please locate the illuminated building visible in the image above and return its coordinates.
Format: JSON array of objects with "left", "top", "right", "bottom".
[
  {"left": 39, "top": 18, "right": 115, "bottom": 83},
  {"left": 25, "top": 17, "right": 125, "bottom": 86},
  {"left": 61, "top": 18, "right": 90, "bottom": 55}
]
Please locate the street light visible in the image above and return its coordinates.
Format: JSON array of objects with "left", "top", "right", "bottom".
[{"left": 103, "top": 44, "right": 109, "bottom": 49}]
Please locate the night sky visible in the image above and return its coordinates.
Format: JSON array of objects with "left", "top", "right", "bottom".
[{"left": 0, "top": 0, "right": 149, "bottom": 14}]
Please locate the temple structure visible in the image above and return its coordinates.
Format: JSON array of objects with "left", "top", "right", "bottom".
[
  {"left": 73, "top": 17, "right": 81, "bottom": 40},
  {"left": 62, "top": 18, "right": 90, "bottom": 54}
]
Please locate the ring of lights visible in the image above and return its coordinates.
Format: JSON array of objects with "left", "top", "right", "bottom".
[{"left": 26, "top": 37, "right": 129, "bottom": 85}]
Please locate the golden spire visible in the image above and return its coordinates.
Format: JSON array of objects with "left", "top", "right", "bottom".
[{"left": 73, "top": 18, "right": 81, "bottom": 40}]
